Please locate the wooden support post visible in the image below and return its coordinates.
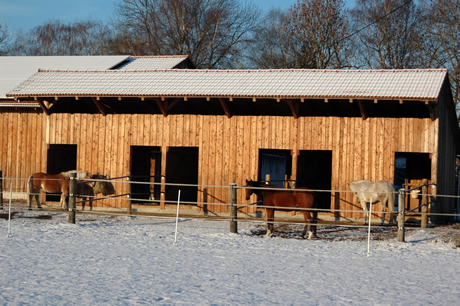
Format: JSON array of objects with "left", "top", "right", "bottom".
[
  {"left": 334, "top": 191, "right": 340, "bottom": 221},
  {"left": 203, "top": 188, "right": 208, "bottom": 215},
  {"left": 126, "top": 172, "right": 132, "bottom": 214},
  {"left": 421, "top": 178, "right": 428, "bottom": 228},
  {"left": 0, "top": 170, "right": 3, "bottom": 210},
  {"left": 398, "top": 189, "right": 405, "bottom": 242},
  {"left": 265, "top": 174, "right": 271, "bottom": 184},
  {"left": 230, "top": 183, "right": 237, "bottom": 233},
  {"left": 68, "top": 172, "right": 77, "bottom": 224}
]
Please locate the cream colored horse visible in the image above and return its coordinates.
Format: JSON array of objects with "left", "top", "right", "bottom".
[{"left": 348, "top": 180, "right": 396, "bottom": 225}]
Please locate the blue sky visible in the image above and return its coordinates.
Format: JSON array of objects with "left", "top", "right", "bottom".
[{"left": 0, "top": 0, "right": 355, "bottom": 32}]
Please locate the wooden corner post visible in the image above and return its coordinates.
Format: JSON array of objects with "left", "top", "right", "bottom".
[
  {"left": 230, "top": 183, "right": 237, "bottom": 233},
  {"left": 68, "top": 172, "right": 77, "bottom": 224},
  {"left": 126, "top": 172, "right": 132, "bottom": 214},
  {"left": 398, "top": 188, "right": 405, "bottom": 242},
  {"left": 0, "top": 170, "right": 3, "bottom": 210},
  {"left": 421, "top": 178, "right": 428, "bottom": 228}
]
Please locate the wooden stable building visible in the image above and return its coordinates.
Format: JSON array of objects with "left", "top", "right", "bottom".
[{"left": 1, "top": 62, "right": 459, "bottom": 222}]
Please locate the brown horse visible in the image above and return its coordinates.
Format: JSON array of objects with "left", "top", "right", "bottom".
[
  {"left": 28, "top": 170, "right": 92, "bottom": 210},
  {"left": 245, "top": 179, "right": 318, "bottom": 239},
  {"left": 77, "top": 173, "right": 115, "bottom": 211}
]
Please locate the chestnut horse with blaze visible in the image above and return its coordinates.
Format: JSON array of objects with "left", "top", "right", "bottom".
[
  {"left": 28, "top": 170, "right": 91, "bottom": 210},
  {"left": 245, "top": 179, "right": 318, "bottom": 239}
]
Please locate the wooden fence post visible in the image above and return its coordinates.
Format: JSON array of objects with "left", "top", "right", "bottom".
[
  {"left": 203, "top": 188, "right": 208, "bottom": 215},
  {"left": 398, "top": 188, "right": 405, "bottom": 242},
  {"left": 421, "top": 178, "right": 428, "bottom": 228},
  {"left": 230, "top": 183, "right": 237, "bottom": 234},
  {"left": 0, "top": 170, "right": 3, "bottom": 210},
  {"left": 126, "top": 172, "right": 132, "bottom": 214},
  {"left": 68, "top": 172, "right": 76, "bottom": 224}
]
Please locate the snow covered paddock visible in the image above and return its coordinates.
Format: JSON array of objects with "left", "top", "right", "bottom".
[{"left": 1, "top": 204, "right": 459, "bottom": 305}]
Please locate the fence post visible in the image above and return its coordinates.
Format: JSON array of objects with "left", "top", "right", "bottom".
[
  {"left": 230, "top": 183, "right": 237, "bottom": 234},
  {"left": 203, "top": 188, "right": 208, "bottom": 215},
  {"left": 398, "top": 188, "right": 405, "bottom": 242},
  {"left": 421, "top": 178, "right": 428, "bottom": 228},
  {"left": 68, "top": 172, "right": 77, "bottom": 224},
  {"left": 0, "top": 170, "right": 3, "bottom": 210},
  {"left": 126, "top": 172, "right": 132, "bottom": 214}
]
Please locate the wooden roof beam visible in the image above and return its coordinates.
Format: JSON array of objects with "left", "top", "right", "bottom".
[
  {"left": 426, "top": 100, "right": 435, "bottom": 121},
  {"left": 90, "top": 97, "right": 108, "bottom": 116},
  {"left": 218, "top": 98, "right": 232, "bottom": 118},
  {"left": 153, "top": 97, "right": 182, "bottom": 117},
  {"left": 36, "top": 98, "right": 51, "bottom": 116},
  {"left": 153, "top": 98, "right": 168, "bottom": 117},
  {"left": 357, "top": 99, "right": 367, "bottom": 120},
  {"left": 284, "top": 99, "right": 299, "bottom": 119}
]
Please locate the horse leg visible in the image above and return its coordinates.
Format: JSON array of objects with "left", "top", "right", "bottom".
[
  {"left": 380, "top": 200, "right": 386, "bottom": 226},
  {"left": 60, "top": 193, "right": 69, "bottom": 210},
  {"left": 265, "top": 208, "right": 274, "bottom": 237},
  {"left": 302, "top": 211, "right": 317, "bottom": 239},
  {"left": 360, "top": 200, "right": 369, "bottom": 224}
]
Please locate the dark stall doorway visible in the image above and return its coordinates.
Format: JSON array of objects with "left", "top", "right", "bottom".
[
  {"left": 394, "top": 152, "right": 431, "bottom": 209},
  {"left": 130, "top": 146, "right": 161, "bottom": 203},
  {"left": 259, "top": 149, "right": 292, "bottom": 187},
  {"left": 296, "top": 150, "right": 332, "bottom": 210},
  {"left": 46, "top": 144, "right": 77, "bottom": 202},
  {"left": 165, "top": 147, "right": 199, "bottom": 204}
]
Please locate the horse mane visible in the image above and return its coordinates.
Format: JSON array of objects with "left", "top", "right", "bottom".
[{"left": 61, "top": 170, "right": 91, "bottom": 180}]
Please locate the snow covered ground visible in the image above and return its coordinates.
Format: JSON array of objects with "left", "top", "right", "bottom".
[{"left": 1, "top": 202, "right": 459, "bottom": 305}]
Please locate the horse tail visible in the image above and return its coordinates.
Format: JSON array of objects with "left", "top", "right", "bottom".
[
  {"left": 27, "top": 174, "right": 35, "bottom": 193},
  {"left": 311, "top": 191, "right": 319, "bottom": 221},
  {"left": 388, "top": 189, "right": 395, "bottom": 222}
]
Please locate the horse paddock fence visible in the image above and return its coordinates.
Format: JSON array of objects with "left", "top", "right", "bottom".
[{"left": 1, "top": 173, "right": 460, "bottom": 243}]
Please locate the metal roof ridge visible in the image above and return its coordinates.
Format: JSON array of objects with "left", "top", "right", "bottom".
[
  {"left": 34, "top": 68, "right": 449, "bottom": 74},
  {"left": 128, "top": 55, "right": 190, "bottom": 59}
]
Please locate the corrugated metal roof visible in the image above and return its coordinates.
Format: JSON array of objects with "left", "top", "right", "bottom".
[
  {"left": 117, "top": 56, "right": 191, "bottom": 70},
  {"left": 7, "top": 69, "right": 448, "bottom": 101},
  {"left": 0, "top": 55, "right": 130, "bottom": 98}
]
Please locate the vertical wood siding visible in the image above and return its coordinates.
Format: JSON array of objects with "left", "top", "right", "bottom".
[{"left": 0, "top": 111, "right": 444, "bottom": 218}]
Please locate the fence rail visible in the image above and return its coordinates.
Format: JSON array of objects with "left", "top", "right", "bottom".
[{"left": 1, "top": 174, "right": 460, "bottom": 242}]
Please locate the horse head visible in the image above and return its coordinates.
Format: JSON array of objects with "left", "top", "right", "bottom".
[
  {"left": 245, "top": 179, "right": 262, "bottom": 200},
  {"left": 91, "top": 173, "right": 116, "bottom": 196}
]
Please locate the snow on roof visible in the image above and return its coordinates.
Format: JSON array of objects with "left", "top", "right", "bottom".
[
  {"left": 0, "top": 56, "right": 129, "bottom": 98},
  {"left": 117, "top": 55, "right": 192, "bottom": 70},
  {"left": 7, "top": 69, "right": 448, "bottom": 101}
]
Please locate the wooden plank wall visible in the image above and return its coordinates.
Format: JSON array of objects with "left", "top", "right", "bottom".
[
  {"left": 0, "top": 110, "right": 47, "bottom": 194},
  {"left": 0, "top": 111, "right": 440, "bottom": 218}
]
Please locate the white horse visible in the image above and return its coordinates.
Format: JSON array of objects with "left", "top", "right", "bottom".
[{"left": 348, "top": 180, "right": 396, "bottom": 225}]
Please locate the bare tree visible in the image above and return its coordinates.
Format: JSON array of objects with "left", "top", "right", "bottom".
[
  {"left": 10, "top": 20, "right": 113, "bottom": 55},
  {"left": 287, "top": 0, "right": 352, "bottom": 69},
  {"left": 421, "top": 0, "right": 460, "bottom": 111},
  {"left": 247, "top": 9, "right": 296, "bottom": 68},
  {"left": 350, "top": 0, "right": 425, "bottom": 69},
  {"left": 0, "top": 23, "right": 9, "bottom": 55},
  {"left": 112, "top": 0, "right": 260, "bottom": 68},
  {"left": 248, "top": 0, "right": 351, "bottom": 69}
]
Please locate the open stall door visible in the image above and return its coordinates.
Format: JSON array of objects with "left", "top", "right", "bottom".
[
  {"left": 46, "top": 144, "right": 77, "bottom": 202},
  {"left": 296, "top": 150, "right": 332, "bottom": 210},
  {"left": 394, "top": 152, "right": 431, "bottom": 211},
  {"left": 259, "top": 149, "right": 292, "bottom": 187},
  {"left": 130, "top": 146, "right": 161, "bottom": 203},
  {"left": 165, "top": 147, "right": 199, "bottom": 204}
]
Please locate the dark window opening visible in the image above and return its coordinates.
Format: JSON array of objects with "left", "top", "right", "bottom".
[
  {"left": 394, "top": 152, "right": 431, "bottom": 209},
  {"left": 259, "top": 149, "right": 292, "bottom": 187},
  {"left": 165, "top": 147, "right": 199, "bottom": 204},
  {"left": 46, "top": 144, "right": 77, "bottom": 202},
  {"left": 130, "top": 146, "right": 161, "bottom": 203},
  {"left": 296, "top": 150, "right": 332, "bottom": 210}
]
